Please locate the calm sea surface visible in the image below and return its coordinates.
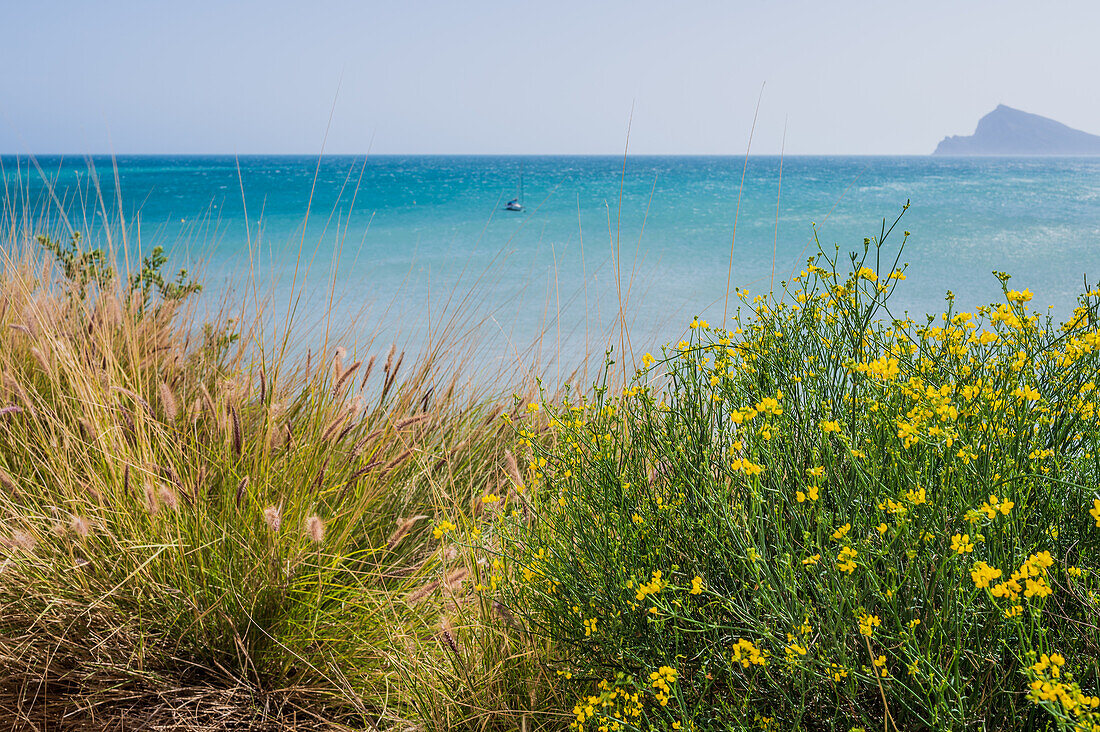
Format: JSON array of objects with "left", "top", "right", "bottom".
[{"left": 4, "top": 155, "right": 1100, "bottom": 369}]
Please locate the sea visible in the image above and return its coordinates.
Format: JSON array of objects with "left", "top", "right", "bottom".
[{"left": 3, "top": 155, "right": 1100, "bottom": 373}]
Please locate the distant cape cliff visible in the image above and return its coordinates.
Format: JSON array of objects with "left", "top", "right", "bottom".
[{"left": 933, "top": 105, "right": 1100, "bottom": 155}]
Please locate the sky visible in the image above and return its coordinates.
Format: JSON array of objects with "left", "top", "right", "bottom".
[{"left": 2, "top": 0, "right": 1099, "bottom": 155}]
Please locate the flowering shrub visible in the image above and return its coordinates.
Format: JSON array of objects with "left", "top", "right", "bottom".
[{"left": 485, "top": 209, "right": 1100, "bottom": 730}]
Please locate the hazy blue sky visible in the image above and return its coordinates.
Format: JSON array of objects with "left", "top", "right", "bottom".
[{"left": 2, "top": 0, "right": 1098, "bottom": 155}]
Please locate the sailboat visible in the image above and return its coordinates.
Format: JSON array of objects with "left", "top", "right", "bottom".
[{"left": 505, "top": 167, "right": 524, "bottom": 211}]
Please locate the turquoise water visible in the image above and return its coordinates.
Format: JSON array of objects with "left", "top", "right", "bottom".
[{"left": 4, "top": 155, "right": 1100, "bottom": 367}]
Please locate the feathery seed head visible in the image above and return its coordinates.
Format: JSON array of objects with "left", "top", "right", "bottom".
[
  {"left": 159, "top": 382, "right": 178, "bottom": 421},
  {"left": 71, "top": 515, "right": 91, "bottom": 537},
  {"left": 306, "top": 514, "right": 325, "bottom": 543},
  {"left": 263, "top": 504, "right": 282, "bottom": 531},
  {"left": 504, "top": 449, "right": 524, "bottom": 489},
  {"left": 158, "top": 485, "right": 180, "bottom": 512}
]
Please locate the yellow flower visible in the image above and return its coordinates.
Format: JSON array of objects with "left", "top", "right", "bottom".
[
  {"left": 642, "top": 352, "right": 656, "bottom": 368},
  {"left": 905, "top": 487, "right": 927, "bottom": 506},
  {"left": 831, "top": 523, "right": 851, "bottom": 541},
  {"left": 635, "top": 569, "right": 667, "bottom": 601},
  {"left": 690, "top": 575, "right": 704, "bottom": 595},
  {"left": 802, "top": 553, "right": 821, "bottom": 566},
  {"left": 649, "top": 665, "right": 679, "bottom": 706},
  {"left": 837, "top": 546, "right": 858, "bottom": 573},
  {"left": 785, "top": 641, "right": 808, "bottom": 662},
  {"left": 481, "top": 493, "right": 501, "bottom": 504},
  {"left": 876, "top": 523, "right": 888, "bottom": 535},
  {"left": 432, "top": 520, "right": 457, "bottom": 539},
  {"left": 970, "top": 561, "right": 1002, "bottom": 589},
  {"left": 796, "top": 484, "right": 819, "bottom": 503},
  {"left": 731, "top": 639, "right": 767, "bottom": 668},
  {"left": 1024, "top": 576, "right": 1053, "bottom": 599},
  {"left": 806, "top": 466, "right": 825, "bottom": 478},
  {"left": 872, "top": 655, "right": 888, "bottom": 677},
  {"left": 951, "top": 533, "right": 975, "bottom": 554},
  {"left": 980, "top": 494, "right": 1014, "bottom": 519},
  {"left": 731, "top": 457, "right": 764, "bottom": 476},
  {"left": 1006, "top": 288, "right": 1033, "bottom": 303},
  {"left": 1091, "top": 498, "right": 1100, "bottom": 527},
  {"left": 1013, "top": 384, "right": 1040, "bottom": 402},
  {"left": 820, "top": 420, "right": 841, "bottom": 434},
  {"left": 858, "top": 613, "right": 881, "bottom": 637}
]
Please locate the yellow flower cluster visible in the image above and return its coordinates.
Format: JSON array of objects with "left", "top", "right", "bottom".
[
  {"left": 831, "top": 523, "right": 851, "bottom": 541},
  {"left": 851, "top": 355, "right": 901, "bottom": 380},
  {"left": 634, "top": 569, "right": 666, "bottom": 602},
  {"left": 872, "top": 654, "right": 889, "bottom": 678},
  {"left": 570, "top": 676, "right": 642, "bottom": 732},
  {"left": 796, "top": 484, "right": 820, "bottom": 503},
  {"left": 1027, "top": 653, "right": 1100, "bottom": 729},
  {"left": 858, "top": 613, "right": 881, "bottom": 637},
  {"left": 755, "top": 395, "right": 783, "bottom": 416},
  {"left": 978, "top": 494, "right": 1015, "bottom": 520},
  {"left": 731, "top": 457, "right": 764, "bottom": 476},
  {"left": 731, "top": 638, "right": 768, "bottom": 669},
  {"left": 989, "top": 551, "right": 1055, "bottom": 606},
  {"left": 970, "top": 561, "right": 1002, "bottom": 589},
  {"left": 784, "top": 639, "right": 809, "bottom": 665},
  {"left": 837, "top": 546, "right": 858, "bottom": 574},
  {"left": 432, "top": 519, "right": 457, "bottom": 539},
  {"left": 1013, "top": 384, "right": 1041, "bottom": 402},
  {"left": 905, "top": 487, "right": 927, "bottom": 506},
  {"left": 649, "top": 665, "right": 678, "bottom": 706},
  {"left": 951, "top": 533, "right": 975, "bottom": 554}
]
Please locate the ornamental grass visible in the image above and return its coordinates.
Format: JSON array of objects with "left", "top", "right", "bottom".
[{"left": 0, "top": 216, "right": 562, "bottom": 729}]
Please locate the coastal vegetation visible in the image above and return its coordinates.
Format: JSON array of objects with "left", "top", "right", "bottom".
[{"left": 1, "top": 204, "right": 1099, "bottom": 730}]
